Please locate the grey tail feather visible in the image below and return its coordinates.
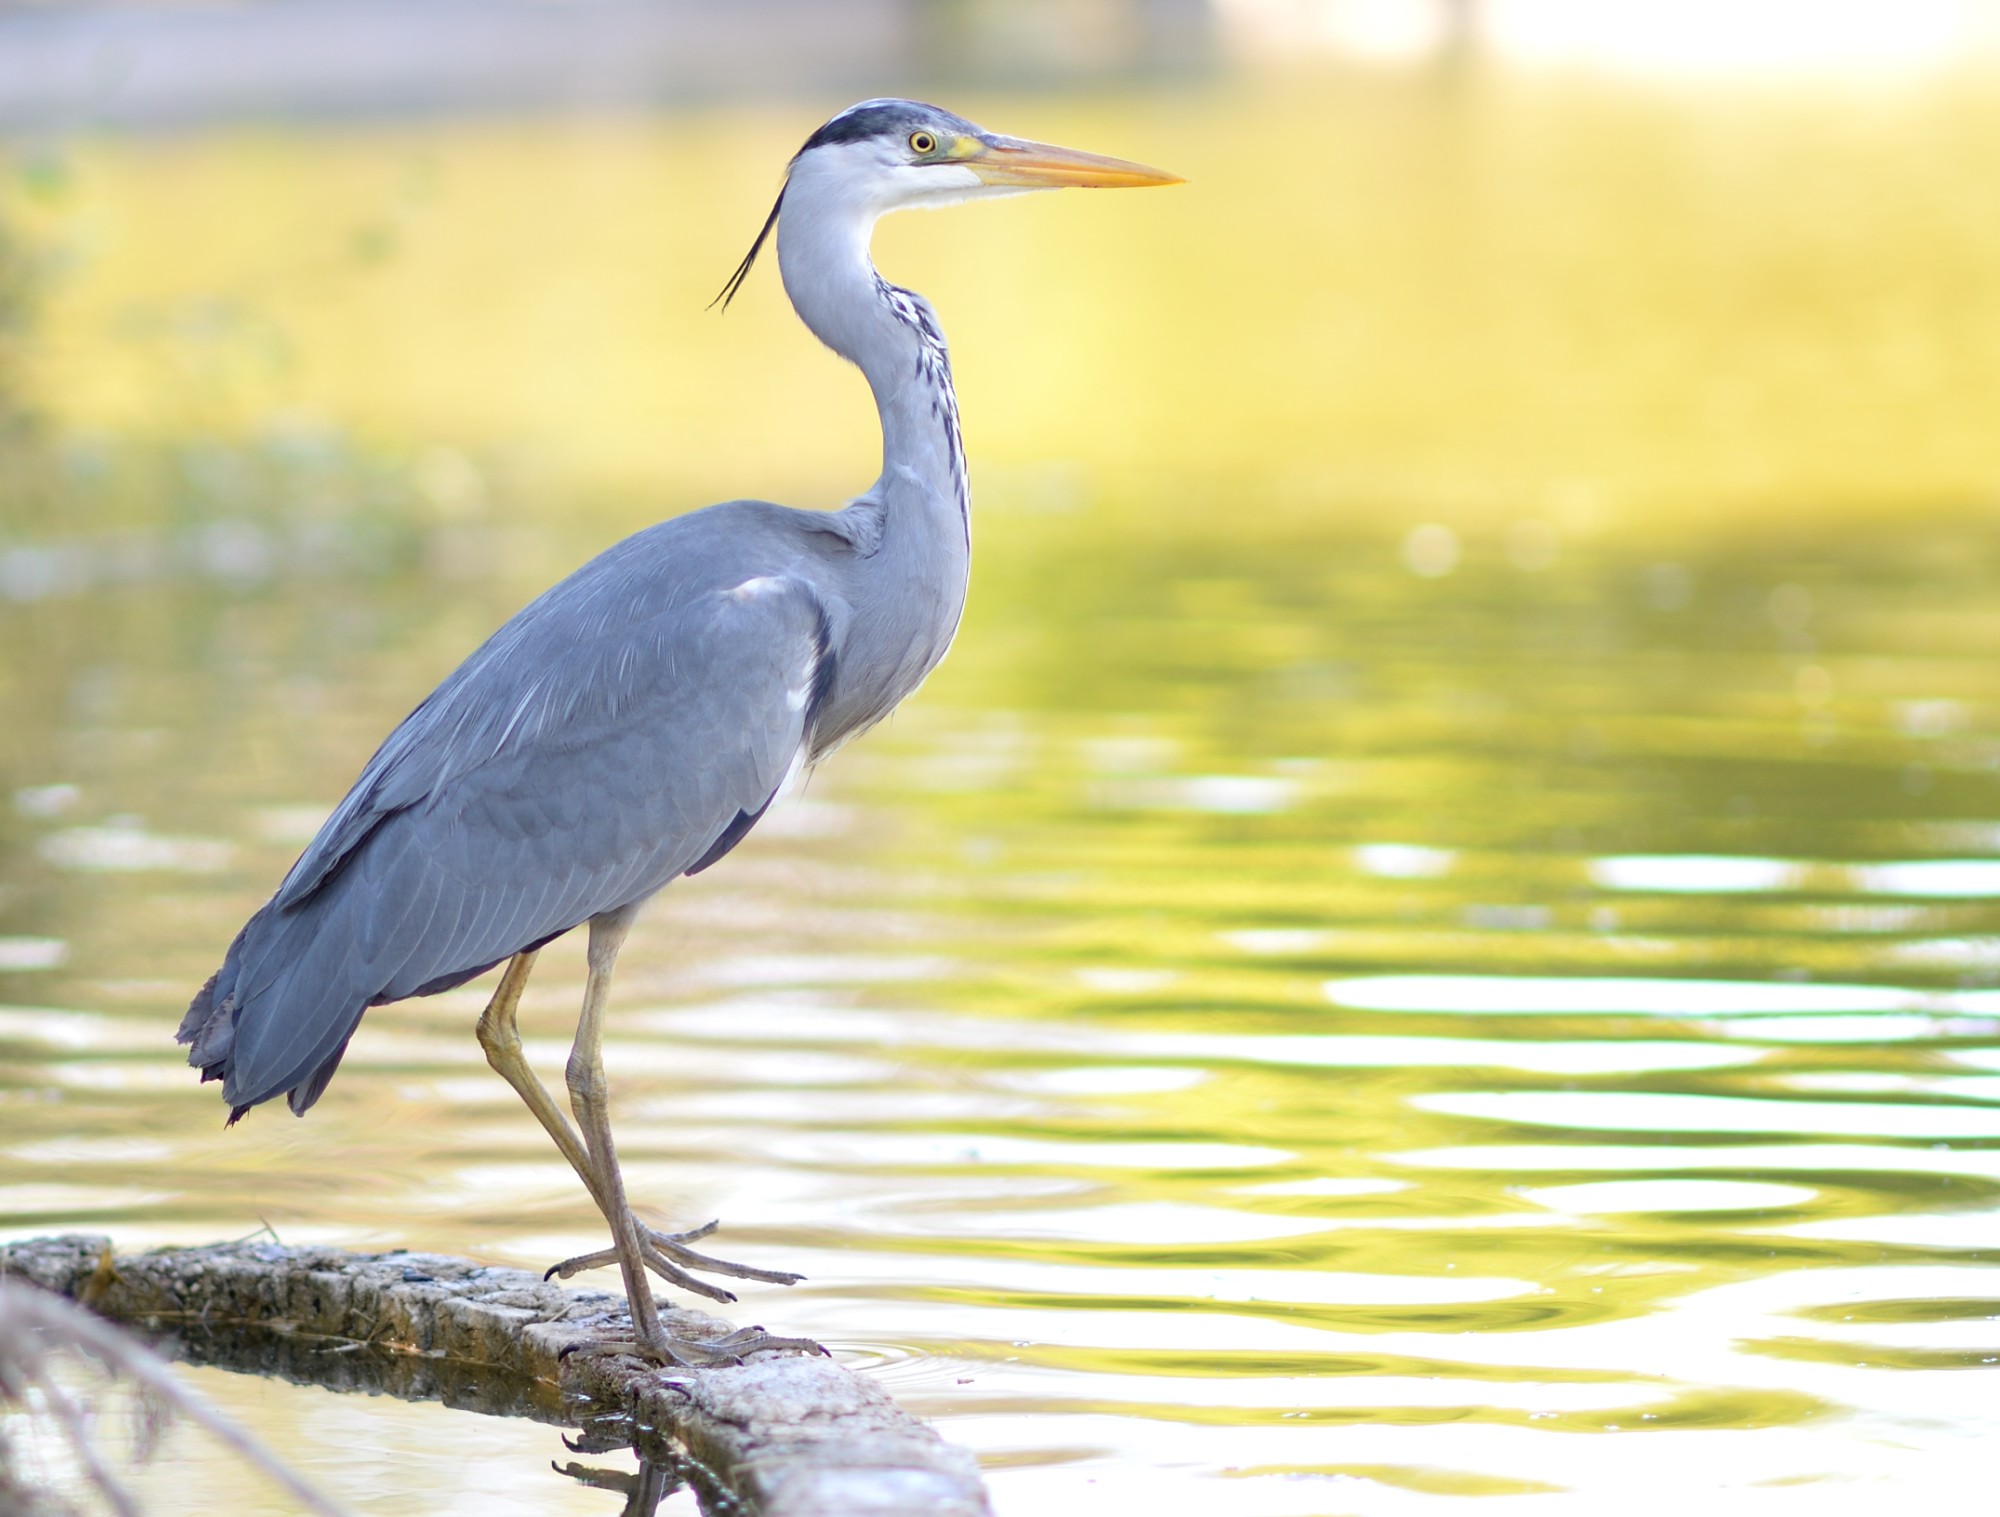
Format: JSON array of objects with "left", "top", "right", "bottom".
[
  {"left": 179, "top": 912, "right": 257, "bottom": 1110},
  {"left": 226, "top": 1032, "right": 352, "bottom": 1120},
  {"left": 177, "top": 970, "right": 219, "bottom": 1048},
  {"left": 285, "top": 1040, "right": 354, "bottom": 1117},
  {"left": 178, "top": 916, "right": 253, "bottom": 1072},
  {"left": 184, "top": 902, "right": 369, "bottom": 1123},
  {"left": 176, "top": 972, "right": 223, "bottom": 1072}
]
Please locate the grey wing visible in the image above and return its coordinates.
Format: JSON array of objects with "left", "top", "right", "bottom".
[{"left": 185, "top": 571, "right": 833, "bottom": 1115}]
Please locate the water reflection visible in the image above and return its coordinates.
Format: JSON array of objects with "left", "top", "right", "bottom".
[
  {"left": 558, "top": 1422, "right": 711, "bottom": 1517},
  {"left": 3, "top": 499, "right": 1997, "bottom": 1512},
  {"left": 10, "top": 1314, "right": 701, "bottom": 1517},
  {"left": 1324, "top": 972, "right": 2000, "bottom": 1017}
]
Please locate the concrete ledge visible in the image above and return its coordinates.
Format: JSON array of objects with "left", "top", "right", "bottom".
[{"left": 1, "top": 1233, "right": 991, "bottom": 1517}]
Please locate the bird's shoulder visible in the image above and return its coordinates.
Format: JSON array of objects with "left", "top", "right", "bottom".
[{"left": 535, "top": 498, "right": 851, "bottom": 605}]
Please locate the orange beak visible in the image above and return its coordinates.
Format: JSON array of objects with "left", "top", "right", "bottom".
[{"left": 967, "top": 135, "right": 1183, "bottom": 190}]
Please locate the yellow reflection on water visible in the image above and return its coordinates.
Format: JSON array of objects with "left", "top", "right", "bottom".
[{"left": 10, "top": 74, "right": 2000, "bottom": 527}]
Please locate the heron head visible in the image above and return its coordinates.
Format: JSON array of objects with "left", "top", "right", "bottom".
[
  {"left": 793, "top": 98, "right": 1181, "bottom": 209},
  {"left": 715, "top": 99, "right": 1180, "bottom": 309}
]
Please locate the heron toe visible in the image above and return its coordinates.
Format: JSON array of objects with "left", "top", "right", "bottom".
[{"left": 546, "top": 1215, "right": 804, "bottom": 1303}]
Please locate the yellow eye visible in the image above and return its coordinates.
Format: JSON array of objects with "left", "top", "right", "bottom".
[{"left": 909, "top": 130, "right": 937, "bottom": 155}]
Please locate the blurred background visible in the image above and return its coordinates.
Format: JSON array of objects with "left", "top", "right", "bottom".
[{"left": 5, "top": 4, "right": 2000, "bottom": 1515}]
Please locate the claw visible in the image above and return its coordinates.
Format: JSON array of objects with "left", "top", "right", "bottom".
[{"left": 546, "top": 1245, "right": 622, "bottom": 1282}]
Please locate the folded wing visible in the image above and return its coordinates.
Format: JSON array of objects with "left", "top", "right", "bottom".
[{"left": 179, "top": 566, "right": 834, "bottom": 1118}]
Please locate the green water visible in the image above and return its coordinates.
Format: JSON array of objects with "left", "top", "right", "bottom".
[
  {"left": 3, "top": 502, "right": 1998, "bottom": 1513},
  {"left": 4, "top": 76, "right": 2000, "bottom": 1515}
]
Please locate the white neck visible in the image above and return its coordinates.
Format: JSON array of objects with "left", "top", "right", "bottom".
[{"left": 774, "top": 158, "right": 968, "bottom": 536}]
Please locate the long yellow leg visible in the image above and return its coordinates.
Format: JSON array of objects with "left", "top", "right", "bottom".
[
  {"left": 562, "top": 907, "right": 669, "bottom": 1353},
  {"left": 478, "top": 938, "right": 801, "bottom": 1304},
  {"left": 475, "top": 949, "right": 600, "bottom": 1192},
  {"left": 479, "top": 916, "right": 816, "bottom": 1364}
]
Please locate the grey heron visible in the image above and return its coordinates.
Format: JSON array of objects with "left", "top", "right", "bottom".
[{"left": 178, "top": 99, "right": 1178, "bottom": 1364}]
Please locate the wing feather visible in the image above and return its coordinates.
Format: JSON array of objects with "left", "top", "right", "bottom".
[{"left": 190, "top": 529, "right": 837, "bottom": 1114}]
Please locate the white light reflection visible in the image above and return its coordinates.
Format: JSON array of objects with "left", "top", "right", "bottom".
[
  {"left": 690, "top": 953, "right": 953, "bottom": 987},
  {"left": 253, "top": 804, "right": 331, "bottom": 844},
  {"left": 1766, "top": 1214, "right": 2000, "bottom": 1248},
  {"left": 0, "top": 937, "right": 67, "bottom": 971},
  {"left": 917, "top": 1260, "right": 2000, "bottom": 1388},
  {"left": 4, "top": 1137, "right": 174, "bottom": 1164},
  {"left": 441, "top": 1162, "right": 592, "bottom": 1204},
  {"left": 421, "top": 1076, "right": 535, "bottom": 1107},
  {"left": 1176, "top": 775, "right": 1300, "bottom": 814},
  {"left": 1417, "top": 1090, "right": 2000, "bottom": 1139},
  {"left": 765, "top": 1132, "right": 1290, "bottom": 1172},
  {"left": 1521, "top": 1179, "right": 1816, "bottom": 1215},
  {"left": 1395, "top": 1141, "right": 2000, "bottom": 1180},
  {"left": 1234, "top": 1177, "right": 1407, "bottom": 1198},
  {"left": 1892, "top": 937, "right": 2000, "bottom": 970},
  {"left": 890, "top": 1258, "right": 1526, "bottom": 1313},
  {"left": 800, "top": 1298, "right": 1505, "bottom": 1356},
  {"left": 1584, "top": 854, "right": 2000, "bottom": 901},
  {"left": 0, "top": 1006, "right": 155, "bottom": 1051},
  {"left": 996, "top": 1065, "right": 1209, "bottom": 1095},
  {"left": 1782, "top": 1073, "right": 1930, "bottom": 1095},
  {"left": 1090, "top": 775, "right": 1300, "bottom": 813},
  {"left": 1353, "top": 843, "right": 1455, "bottom": 879},
  {"left": 668, "top": 1085, "right": 1041, "bottom": 1128},
  {"left": 973, "top": 1410, "right": 1991, "bottom": 1517},
  {"left": 752, "top": 797, "right": 855, "bottom": 839},
  {"left": 1073, "top": 967, "right": 1180, "bottom": 994},
  {"left": 637, "top": 999, "right": 1769, "bottom": 1077},
  {"left": 337, "top": 1033, "right": 483, "bottom": 1067},
  {"left": 586, "top": 1243, "right": 1524, "bottom": 1312},
  {"left": 1147, "top": 1034, "right": 1755, "bottom": 1075},
  {"left": 47, "top": 1062, "right": 192, "bottom": 1090},
  {"left": 962, "top": 1202, "right": 1340, "bottom": 1246},
  {"left": 1218, "top": 928, "right": 1331, "bottom": 955},
  {"left": 38, "top": 825, "right": 234, "bottom": 873},
  {"left": 1800, "top": 1315, "right": 2000, "bottom": 1355},
  {"left": 956, "top": 1368, "right": 1635, "bottom": 1414},
  {"left": 0, "top": 1183, "right": 172, "bottom": 1215},
  {"left": 1702, "top": 1014, "right": 1985, "bottom": 1043},
  {"left": 1589, "top": 854, "right": 1803, "bottom": 893},
  {"left": 921, "top": 1203, "right": 1566, "bottom": 1245},
  {"left": 13, "top": 783, "right": 80, "bottom": 818},
  {"left": 1326, "top": 973, "right": 2000, "bottom": 1018},
  {"left": 1853, "top": 860, "right": 2000, "bottom": 897}
]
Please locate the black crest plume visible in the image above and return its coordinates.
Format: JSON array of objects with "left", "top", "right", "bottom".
[{"left": 711, "top": 186, "right": 784, "bottom": 312}]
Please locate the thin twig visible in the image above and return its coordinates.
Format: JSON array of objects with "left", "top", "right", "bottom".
[{"left": 1, "top": 1283, "right": 351, "bottom": 1517}]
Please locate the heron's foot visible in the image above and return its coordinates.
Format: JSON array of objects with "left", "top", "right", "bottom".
[
  {"left": 562, "top": 1320, "right": 827, "bottom": 1370},
  {"left": 545, "top": 1217, "right": 805, "bottom": 1303}
]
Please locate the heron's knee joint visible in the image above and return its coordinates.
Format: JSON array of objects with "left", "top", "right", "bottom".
[
  {"left": 566, "top": 1058, "right": 608, "bottom": 1107},
  {"left": 475, "top": 1017, "right": 519, "bottom": 1058}
]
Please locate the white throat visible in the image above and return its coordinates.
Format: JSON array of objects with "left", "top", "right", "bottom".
[{"left": 775, "top": 146, "right": 970, "bottom": 535}]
